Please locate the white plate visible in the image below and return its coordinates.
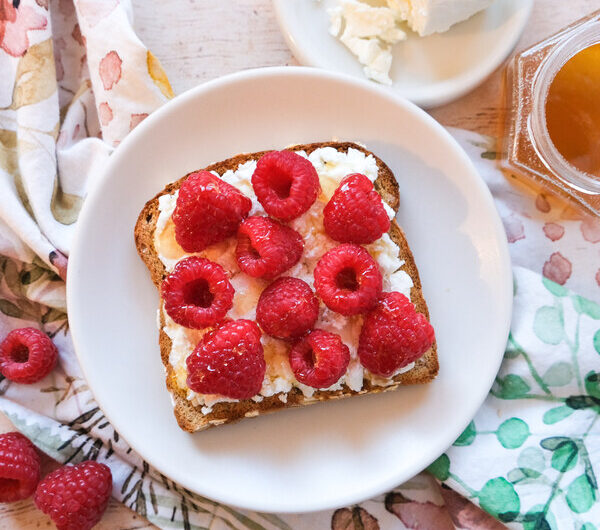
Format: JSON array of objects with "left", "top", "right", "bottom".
[
  {"left": 273, "top": 0, "right": 533, "bottom": 108},
  {"left": 67, "top": 67, "right": 512, "bottom": 513}
]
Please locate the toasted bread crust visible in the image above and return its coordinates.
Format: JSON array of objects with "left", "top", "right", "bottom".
[{"left": 135, "top": 142, "right": 438, "bottom": 432}]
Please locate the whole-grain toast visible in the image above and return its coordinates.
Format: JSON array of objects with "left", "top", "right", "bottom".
[{"left": 135, "top": 142, "right": 438, "bottom": 432}]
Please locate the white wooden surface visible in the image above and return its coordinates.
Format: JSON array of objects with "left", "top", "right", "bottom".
[{"left": 1, "top": 0, "right": 599, "bottom": 527}]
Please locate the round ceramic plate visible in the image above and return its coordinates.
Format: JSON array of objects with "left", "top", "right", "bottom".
[
  {"left": 272, "top": 0, "right": 533, "bottom": 108},
  {"left": 68, "top": 67, "right": 512, "bottom": 513}
]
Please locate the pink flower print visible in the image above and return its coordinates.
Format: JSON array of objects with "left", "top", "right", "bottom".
[
  {"left": 0, "top": 0, "right": 47, "bottom": 57},
  {"left": 98, "top": 102, "right": 113, "bottom": 126},
  {"left": 596, "top": 269, "right": 600, "bottom": 287},
  {"left": 581, "top": 216, "right": 600, "bottom": 243},
  {"left": 543, "top": 222, "right": 564, "bottom": 242},
  {"left": 129, "top": 112, "right": 148, "bottom": 131},
  {"left": 439, "top": 487, "right": 506, "bottom": 529},
  {"left": 385, "top": 492, "right": 454, "bottom": 529},
  {"left": 502, "top": 214, "right": 525, "bottom": 243},
  {"left": 49, "top": 250, "right": 68, "bottom": 281},
  {"left": 535, "top": 193, "right": 551, "bottom": 213},
  {"left": 543, "top": 252, "right": 572, "bottom": 285},
  {"left": 99, "top": 50, "right": 122, "bottom": 90}
]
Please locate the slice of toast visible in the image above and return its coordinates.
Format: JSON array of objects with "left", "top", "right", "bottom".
[{"left": 135, "top": 142, "right": 438, "bottom": 432}]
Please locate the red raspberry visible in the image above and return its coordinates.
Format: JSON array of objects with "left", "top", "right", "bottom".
[
  {"left": 252, "top": 151, "right": 319, "bottom": 221},
  {"left": 0, "top": 328, "right": 58, "bottom": 384},
  {"left": 162, "top": 257, "right": 234, "bottom": 329},
  {"left": 186, "top": 319, "right": 265, "bottom": 399},
  {"left": 324, "top": 173, "right": 391, "bottom": 244},
  {"left": 289, "top": 330, "right": 350, "bottom": 388},
  {"left": 256, "top": 277, "right": 319, "bottom": 339},
  {"left": 359, "top": 292, "right": 435, "bottom": 377},
  {"left": 0, "top": 432, "right": 40, "bottom": 502},
  {"left": 173, "top": 170, "right": 252, "bottom": 252},
  {"left": 236, "top": 216, "right": 303, "bottom": 279},
  {"left": 313, "top": 244, "right": 382, "bottom": 316},
  {"left": 34, "top": 461, "right": 112, "bottom": 530}
]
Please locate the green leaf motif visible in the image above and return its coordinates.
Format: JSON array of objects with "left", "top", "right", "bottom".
[
  {"left": 584, "top": 372, "right": 600, "bottom": 399},
  {"left": 454, "top": 421, "right": 476, "bottom": 446},
  {"left": 566, "top": 475, "right": 596, "bottom": 514},
  {"left": 0, "top": 299, "right": 23, "bottom": 318},
  {"left": 507, "top": 467, "right": 541, "bottom": 484},
  {"left": 497, "top": 418, "right": 529, "bottom": 449},
  {"left": 572, "top": 296, "right": 600, "bottom": 320},
  {"left": 581, "top": 523, "right": 597, "bottom": 530},
  {"left": 541, "top": 436, "right": 571, "bottom": 451},
  {"left": 518, "top": 447, "right": 546, "bottom": 473},
  {"left": 427, "top": 454, "right": 450, "bottom": 481},
  {"left": 551, "top": 441, "right": 578, "bottom": 472},
  {"left": 543, "top": 276, "right": 568, "bottom": 297},
  {"left": 594, "top": 329, "right": 600, "bottom": 355},
  {"left": 533, "top": 306, "right": 563, "bottom": 345},
  {"left": 478, "top": 477, "right": 520, "bottom": 522},
  {"left": 566, "top": 395, "right": 600, "bottom": 410},
  {"left": 543, "top": 362, "right": 573, "bottom": 387},
  {"left": 543, "top": 405, "right": 574, "bottom": 425},
  {"left": 494, "top": 374, "right": 531, "bottom": 399},
  {"left": 522, "top": 511, "right": 551, "bottom": 530}
]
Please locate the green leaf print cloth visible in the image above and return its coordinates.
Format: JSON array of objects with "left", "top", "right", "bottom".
[{"left": 2, "top": 2, "right": 600, "bottom": 529}]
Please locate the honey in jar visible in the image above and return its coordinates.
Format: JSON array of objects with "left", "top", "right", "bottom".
[
  {"left": 545, "top": 43, "right": 600, "bottom": 179},
  {"left": 499, "top": 11, "right": 600, "bottom": 215}
]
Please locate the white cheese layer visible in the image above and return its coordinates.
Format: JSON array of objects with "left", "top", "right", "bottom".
[
  {"left": 328, "top": 0, "right": 494, "bottom": 83},
  {"left": 389, "top": 0, "right": 494, "bottom": 36},
  {"left": 155, "top": 146, "right": 414, "bottom": 413}
]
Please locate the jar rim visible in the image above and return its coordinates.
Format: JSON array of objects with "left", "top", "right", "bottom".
[{"left": 530, "top": 20, "right": 600, "bottom": 195}]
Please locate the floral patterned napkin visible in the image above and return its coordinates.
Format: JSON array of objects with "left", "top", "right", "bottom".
[{"left": 1, "top": 1, "right": 600, "bottom": 528}]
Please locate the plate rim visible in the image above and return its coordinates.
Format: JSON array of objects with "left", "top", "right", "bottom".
[
  {"left": 67, "top": 66, "right": 513, "bottom": 513},
  {"left": 271, "top": 0, "right": 534, "bottom": 108}
]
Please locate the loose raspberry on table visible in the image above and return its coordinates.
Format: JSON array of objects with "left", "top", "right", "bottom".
[
  {"left": 289, "top": 330, "right": 350, "bottom": 389},
  {"left": 358, "top": 292, "right": 435, "bottom": 377},
  {"left": 173, "top": 170, "right": 252, "bottom": 252},
  {"left": 256, "top": 277, "right": 319, "bottom": 339},
  {"left": 0, "top": 432, "right": 40, "bottom": 503},
  {"left": 324, "top": 173, "right": 391, "bottom": 244},
  {"left": 162, "top": 256, "right": 234, "bottom": 329},
  {"left": 251, "top": 150, "right": 320, "bottom": 221},
  {"left": 186, "top": 319, "right": 265, "bottom": 399},
  {"left": 34, "top": 461, "right": 112, "bottom": 530},
  {"left": 313, "top": 244, "right": 382, "bottom": 316},
  {"left": 236, "top": 216, "right": 303, "bottom": 279},
  {"left": 0, "top": 328, "right": 58, "bottom": 384}
]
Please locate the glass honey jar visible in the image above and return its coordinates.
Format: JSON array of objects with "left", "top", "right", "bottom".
[{"left": 499, "top": 11, "right": 600, "bottom": 216}]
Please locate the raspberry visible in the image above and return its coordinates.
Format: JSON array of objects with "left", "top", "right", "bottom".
[
  {"left": 289, "top": 330, "right": 350, "bottom": 388},
  {"left": 173, "top": 171, "right": 252, "bottom": 252},
  {"left": 358, "top": 292, "right": 435, "bottom": 377},
  {"left": 0, "top": 328, "right": 58, "bottom": 384},
  {"left": 0, "top": 432, "right": 40, "bottom": 502},
  {"left": 162, "top": 257, "right": 234, "bottom": 329},
  {"left": 324, "top": 173, "right": 391, "bottom": 244},
  {"left": 34, "top": 461, "right": 112, "bottom": 530},
  {"left": 252, "top": 151, "right": 319, "bottom": 221},
  {"left": 256, "top": 277, "right": 319, "bottom": 339},
  {"left": 313, "top": 244, "right": 382, "bottom": 316},
  {"left": 186, "top": 319, "right": 265, "bottom": 399},
  {"left": 236, "top": 216, "right": 303, "bottom": 279}
]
